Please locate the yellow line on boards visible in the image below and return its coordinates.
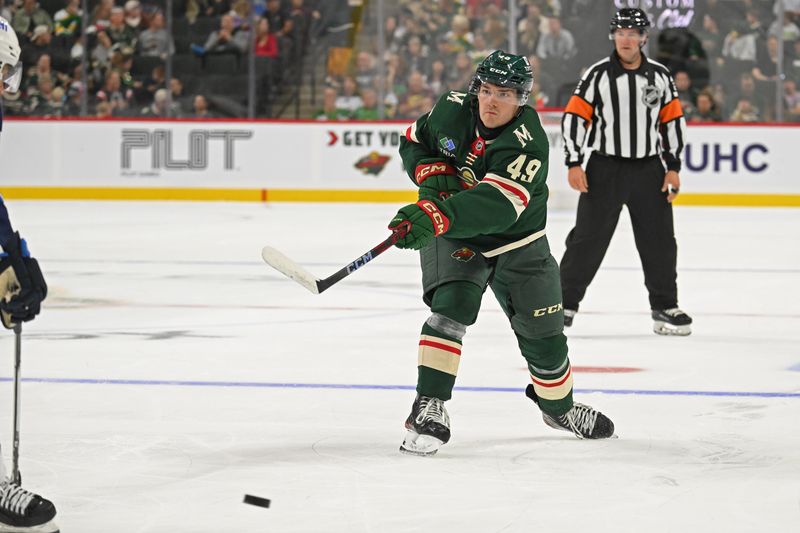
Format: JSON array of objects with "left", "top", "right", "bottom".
[
  {"left": 0, "top": 187, "right": 798, "bottom": 207},
  {"left": 673, "top": 193, "right": 800, "bottom": 207}
]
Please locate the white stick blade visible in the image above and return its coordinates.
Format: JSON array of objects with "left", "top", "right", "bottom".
[{"left": 261, "top": 246, "right": 320, "bottom": 294}]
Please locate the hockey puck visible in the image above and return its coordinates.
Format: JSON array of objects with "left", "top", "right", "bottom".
[{"left": 243, "top": 494, "right": 271, "bottom": 508}]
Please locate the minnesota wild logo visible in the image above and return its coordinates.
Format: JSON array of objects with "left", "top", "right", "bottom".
[
  {"left": 457, "top": 166, "right": 478, "bottom": 189},
  {"left": 451, "top": 247, "right": 476, "bottom": 262},
  {"left": 354, "top": 152, "right": 391, "bottom": 175}
]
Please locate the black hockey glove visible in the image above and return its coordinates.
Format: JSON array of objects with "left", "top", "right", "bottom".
[{"left": 0, "top": 232, "right": 48, "bottom": 328}]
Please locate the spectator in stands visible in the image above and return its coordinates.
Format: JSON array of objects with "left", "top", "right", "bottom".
[
  {"left": 784, "top": 79, "right": 800, "bottom": 121},
  {"left": 287, "top": 0, "right": 314, "bottom": 58},
  {"left": 12, "top": 0, "right": 53, "bottom": 40},
  {"left": 193, "top": 13, "right": 249, "bottom": 57},
  {"left": 315, "top": 85, "right": 349, "bottom": 120},
  {"left": 0, "top": 0, "right": 12, "bottom": 21},
  {"left": 63, "top": 81, "right": 83, "bottom": 115},
  {"left": 352, "top": 87, "right": 379, "bottom": 120},
  {"left": 768, "top": 11, "right": 800, "bottom": 42},
  {"left": 536, "top": 16, "right": 577, "bottom": 62},
  {"left": 427, "top": 59, "right": 448, "bottom": 96},
  {"left": 429, "top": 0, "right": 457, "bottom": 38},
  {"left": 730, "top": 98, "right": 761, "bottom": 122},
  {"left": 335, "top": 76, "right": 362, "bottom": 115},
  {"left": 90, "top": 0, "right": 112, "bottom": 30},
  {"left": 136, "top": 63, "right": 165, "bottom": 104},
  {"left": 353, "top": 50, "right": 377, "bottom": 92},
  {"left": 481, "top": 3, "right": 507, "bottom": 51},
  {"left": 789, "top": 39, "right": 800, "bottom": 82},
  {"left": 95, "top": 100, "right": 113, "bottom": 118},
  {"left": 752, "top": 35, "right": 782, "bottom": 81},
  {"left": 23, "top": 54, "right": 65, "bottom": 97},
  {"left": 396, "top": 70, "right": 434, "bottom": 119},
  {"left": 721, "top": 9, "right": 763, "bottom": 80},
  {"left": 169, "top": 77, "right": 189, "bottom": 115},
  {"left": 734, "top": 72, "right": 766, "bottom": 114},
  {"left": 201, "top": 0, "right": 232, "bottom": 19},
  {"left": 230, "top": 0, "right": 251, "bottom": 30},
  {"left": 674, "top": 70, "right": 697, "bottom": 116},
  {"left": 25, "top": 73, "right": 55, "bottom": 114},
  {"left": 124, "top": 0, "right": 143, "bottom": 33},
  {"left": 189, "top": 94, "right": 216, "bottom": 118},
  {"left": 688, "top": 89, "right": 722, "bottom": 123},
  {"left": 449, "top": 51, "right": 474, "bottom": 91},
  {"left": 469, "top": 32, "right": 492, "bottom": 66},
  {"left": 405, "top": 35, "right": 431, "bottom": 79},
  {"left": 138, "top": 11, "right": 173, "bottom": 58},
  {"left": 54, "top": 0, "right": 83, "bottom": 41},
  {"left": 91, "top": 28, "right": 114, "bottom": 75},
  {"left": 103, "top": 6, "right": 137, "bottom": 50},
  {"left": 254, "top": 16, "right": 279, "bottom": 58},
  {"left": 517, "top": 4, "right": 542, "bottom": 57},
  {"left": 264, "top": 0, "right": 291, "bottom": 43},
  {"left": 140, "top": 87, "right": 170, "bottom": 117},
  {"left": 529, "top": 80, "right": 549, "bottom": 108},
  {"left": 527, "top": 54, "right": 554, "bottom": 104},
  {"left": 95, "top": 69, "right": 134, "bottom": 115},
  {"left": 22, "top": 25, "right": 63, "bottom": 68},
  {"left": 442, "top": 14, "right": 473, "bottom": 55}
]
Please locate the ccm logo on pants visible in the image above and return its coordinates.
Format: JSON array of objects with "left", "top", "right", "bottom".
[{"left": 532, "top": 303, "right": 563, "bottom": 317}]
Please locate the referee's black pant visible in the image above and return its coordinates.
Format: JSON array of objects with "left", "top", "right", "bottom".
[{"left": 559, "top": 152, "right": 679, "bottom": 312}]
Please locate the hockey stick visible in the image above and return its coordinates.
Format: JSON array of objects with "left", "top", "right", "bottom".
[
  {"left": 12, "top": 323, "right": 22, "bottom": 485},
  {"left": 262, "top": 222, "right": 410, "bottom": 294}
]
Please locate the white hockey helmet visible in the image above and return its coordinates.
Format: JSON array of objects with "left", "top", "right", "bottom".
[{"left": 0, "top": 16, "right": 22, "bottom": 93}]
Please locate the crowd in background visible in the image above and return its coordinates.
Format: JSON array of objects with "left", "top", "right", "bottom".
[{"left": 1, "top": 0, "right": 799, "bottom": 122}]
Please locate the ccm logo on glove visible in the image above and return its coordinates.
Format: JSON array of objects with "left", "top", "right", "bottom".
[
  {"left": 415, "top": 162, "right": 457, "bottom": 185},
  {"left": 417, "top": 200, "right": 450, "bottom": 235}
]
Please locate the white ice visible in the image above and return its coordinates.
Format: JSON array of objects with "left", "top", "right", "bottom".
[{"left": 1, "top": 200, "right": 799, "bottom": 533}]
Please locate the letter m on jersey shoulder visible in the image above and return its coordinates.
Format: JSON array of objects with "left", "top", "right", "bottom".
[
  {"left": 513, "top": 124, "right": 534, "bottom": 148},
  {"left": 447, "top": 91, "right": 467, "bottom": 105}
]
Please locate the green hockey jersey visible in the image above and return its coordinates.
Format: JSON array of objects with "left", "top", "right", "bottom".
[{"left": 400, "top": 90, "right": 550, "bottom": 257}]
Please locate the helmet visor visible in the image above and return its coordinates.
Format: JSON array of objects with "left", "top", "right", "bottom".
[
  {"left": 1, "top": 61, "right": 22, "bottom": 93},
  {"left": 470, "top": 75, "right": 531, "bottom": 106}
]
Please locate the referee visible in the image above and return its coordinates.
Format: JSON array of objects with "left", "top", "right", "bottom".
[{"left": 559, "top": 8, "right": 692, "bottom": 336}]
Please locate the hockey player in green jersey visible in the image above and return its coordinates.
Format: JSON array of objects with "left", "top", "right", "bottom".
[{"left": 388, "top": 50, "right": 615, "bottom": 456}]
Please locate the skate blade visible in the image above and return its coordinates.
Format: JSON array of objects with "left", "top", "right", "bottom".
[
  {"left": 399, "top": 430, "right": 443, "bottom": 456},
  {"left": 653, "top": 321, "right": 691, "bottom": 336},
  {"left": 0, "top": 521, "right": 59, "bottom": 533}
]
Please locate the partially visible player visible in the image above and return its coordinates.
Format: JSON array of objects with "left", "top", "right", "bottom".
[
  {"left": 0, "top": 15, "right": 58, "bottom": 533},
  {"left": 387, "top": 50, "right": 615, "bottom": 456}
]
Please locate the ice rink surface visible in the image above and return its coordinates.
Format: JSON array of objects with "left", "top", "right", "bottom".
[{"left": 0, "top": 200, "right": 798, "bottom": 533}]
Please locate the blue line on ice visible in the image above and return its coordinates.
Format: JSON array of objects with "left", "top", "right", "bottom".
[{"left": 1, "top": 377, "right": 798, "bottom": 398}]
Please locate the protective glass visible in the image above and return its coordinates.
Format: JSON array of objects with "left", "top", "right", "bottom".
[{"left": 1, "top": 61, "right": 22, "bottom": 93}]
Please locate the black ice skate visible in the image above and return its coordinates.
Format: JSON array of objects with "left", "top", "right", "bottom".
[
  {"left": 563, "top": 309, "right": 577, "bottom": 328},
  {"left": 400, "top": 395, "right": 451, "bottom": 456},
  {"left": 652, "top": 308, "right": 692, "bottom": 336},
  {"left": 525, "top": 384, "right": 615, "bottom": 439},
  {"left": 0, "top": 481, "right": 59, "bottom": 533}
]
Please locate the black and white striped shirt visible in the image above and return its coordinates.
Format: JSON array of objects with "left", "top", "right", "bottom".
[{"left": 562, "top": 52, "right": 686, "bottom": 171}]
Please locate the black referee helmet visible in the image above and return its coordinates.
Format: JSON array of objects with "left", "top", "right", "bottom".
[{"left": 609, "top": 8, "right": 651, "bottom": 36}]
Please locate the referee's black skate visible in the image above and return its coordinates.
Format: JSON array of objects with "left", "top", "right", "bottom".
[
  {"left": 652, "top": 307, "right": 692, "bottom": 336},
  {"left": 400, "top": 395, "right": 451, "bottom": 456},
  {"left": 525, "top": 385, "right": 615, "bottom": 439},
  {"left": 0, "top": 481, "right": 59, "bottom": 533}
]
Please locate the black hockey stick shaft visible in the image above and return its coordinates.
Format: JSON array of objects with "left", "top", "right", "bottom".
[
  {"left": 12, "top": 323, "right": 22, "bottom": 485},
  {"left": 316, "top": 221, "right": 410, "bottom": 293}
]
